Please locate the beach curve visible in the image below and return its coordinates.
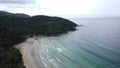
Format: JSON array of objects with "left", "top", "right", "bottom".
[{"left": 15, "top": 36, "right": 45, "bottom": 68}]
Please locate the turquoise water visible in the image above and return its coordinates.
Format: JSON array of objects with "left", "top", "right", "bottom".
[{"left": 38, "top": 18, "right": 120, "bottom": 68}]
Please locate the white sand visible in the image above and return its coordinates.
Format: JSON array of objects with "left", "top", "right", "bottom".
[{"left": 15, "top": 36, "right": 45, "bottom": 68}]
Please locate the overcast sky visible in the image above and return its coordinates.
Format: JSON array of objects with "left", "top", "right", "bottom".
[{"left": 0, "top": 0, "right": 120, "bottom": 18}]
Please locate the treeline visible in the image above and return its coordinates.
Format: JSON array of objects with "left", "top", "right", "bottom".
[
  {"left": 0, "top": 14, "right": 78, "bottom": 68},
  {"left": 0, "top": 46, "right": 25, "bottom": 68},
  {"left": 0, "top": 15, "right": 78, "bottom": 48}
]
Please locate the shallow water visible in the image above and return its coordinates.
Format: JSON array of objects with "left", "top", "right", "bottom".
[{"left": 37, "top": 18, "right": 120, "bottom": 68}]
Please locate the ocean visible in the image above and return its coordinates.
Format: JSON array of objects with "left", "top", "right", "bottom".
[{"left": 37, "top": 18, "right": 120, "bottom": 68}]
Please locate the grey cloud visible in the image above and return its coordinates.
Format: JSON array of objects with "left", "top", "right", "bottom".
[{"left": 0, "top": 0, "right": 35, "bottom": 4}]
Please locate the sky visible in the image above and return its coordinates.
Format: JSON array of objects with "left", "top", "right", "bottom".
[{"left": 0, "top": 0, "right": 120, "bottom": 18}]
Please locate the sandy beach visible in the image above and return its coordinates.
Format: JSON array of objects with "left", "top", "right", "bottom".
[{"left": 15, "top": 36, "right": 45, "bottom": 68}]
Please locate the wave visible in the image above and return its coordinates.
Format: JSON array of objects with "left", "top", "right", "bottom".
[{"left": 15, "top": 18, "right": 120, "bottom": 68}]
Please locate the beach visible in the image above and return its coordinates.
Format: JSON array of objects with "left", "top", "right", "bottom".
[{"left": 15, "top": 36, "right": 45, "bottom": 68}]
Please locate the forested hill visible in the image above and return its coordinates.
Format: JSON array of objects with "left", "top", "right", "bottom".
[
  {"left": 0, "top": 11, "right": 30, "bottom": 18},
  {"left": 0, "top": 12, "right": 78, "bottom": 48},
  {"left": 0, "top": 11, "right": 78, "bottom": 68}
]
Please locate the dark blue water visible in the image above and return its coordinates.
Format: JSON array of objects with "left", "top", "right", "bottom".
[{"left": 38, "top": 18, "right": 120, "bottom": 68}]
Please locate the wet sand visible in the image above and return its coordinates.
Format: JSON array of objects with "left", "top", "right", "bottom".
[{"left": 15, "top": 36, "right": 45, "bottom": 68}]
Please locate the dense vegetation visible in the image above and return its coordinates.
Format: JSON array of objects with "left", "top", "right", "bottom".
[
  {"left": 0, "top": 11, "right": 30, "bottom": 18},
  {"left": 0, "top": 47, "right": 25, "bottom": 68},
  {"left": 0, "top": 15, "right": 78, "bottom": 48},
  {"left": 0, "top": 11, "right": 78, "bottom": 68}
]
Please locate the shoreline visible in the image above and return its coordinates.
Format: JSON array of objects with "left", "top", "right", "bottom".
[{"left": 15, "top": 36, "right": 45, "bottom": 68}]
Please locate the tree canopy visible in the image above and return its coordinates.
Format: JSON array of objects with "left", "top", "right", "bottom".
[
  {"left": 0, "top": 15, "right": 78, "bottom": 48},
  {"left": 0, "top": 11, "right": 78, "bottom": 68}
]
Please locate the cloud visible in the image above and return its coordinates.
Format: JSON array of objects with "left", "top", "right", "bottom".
[
  {"left": 0, "top": 0, "right": 96, "bottom": 16},
  {"left": 1, "top": 0, "right": 120, "bottom": 18},
  {"left": 0, "top": 1, "right": 41, "bottom": 16},
  {"left": 0, "top": 0, "right": 35, "bottom": 4}
]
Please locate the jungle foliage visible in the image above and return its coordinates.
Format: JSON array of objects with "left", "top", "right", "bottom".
[{"left": 0, "top": 11, "right": 78, "bottom": 68}]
